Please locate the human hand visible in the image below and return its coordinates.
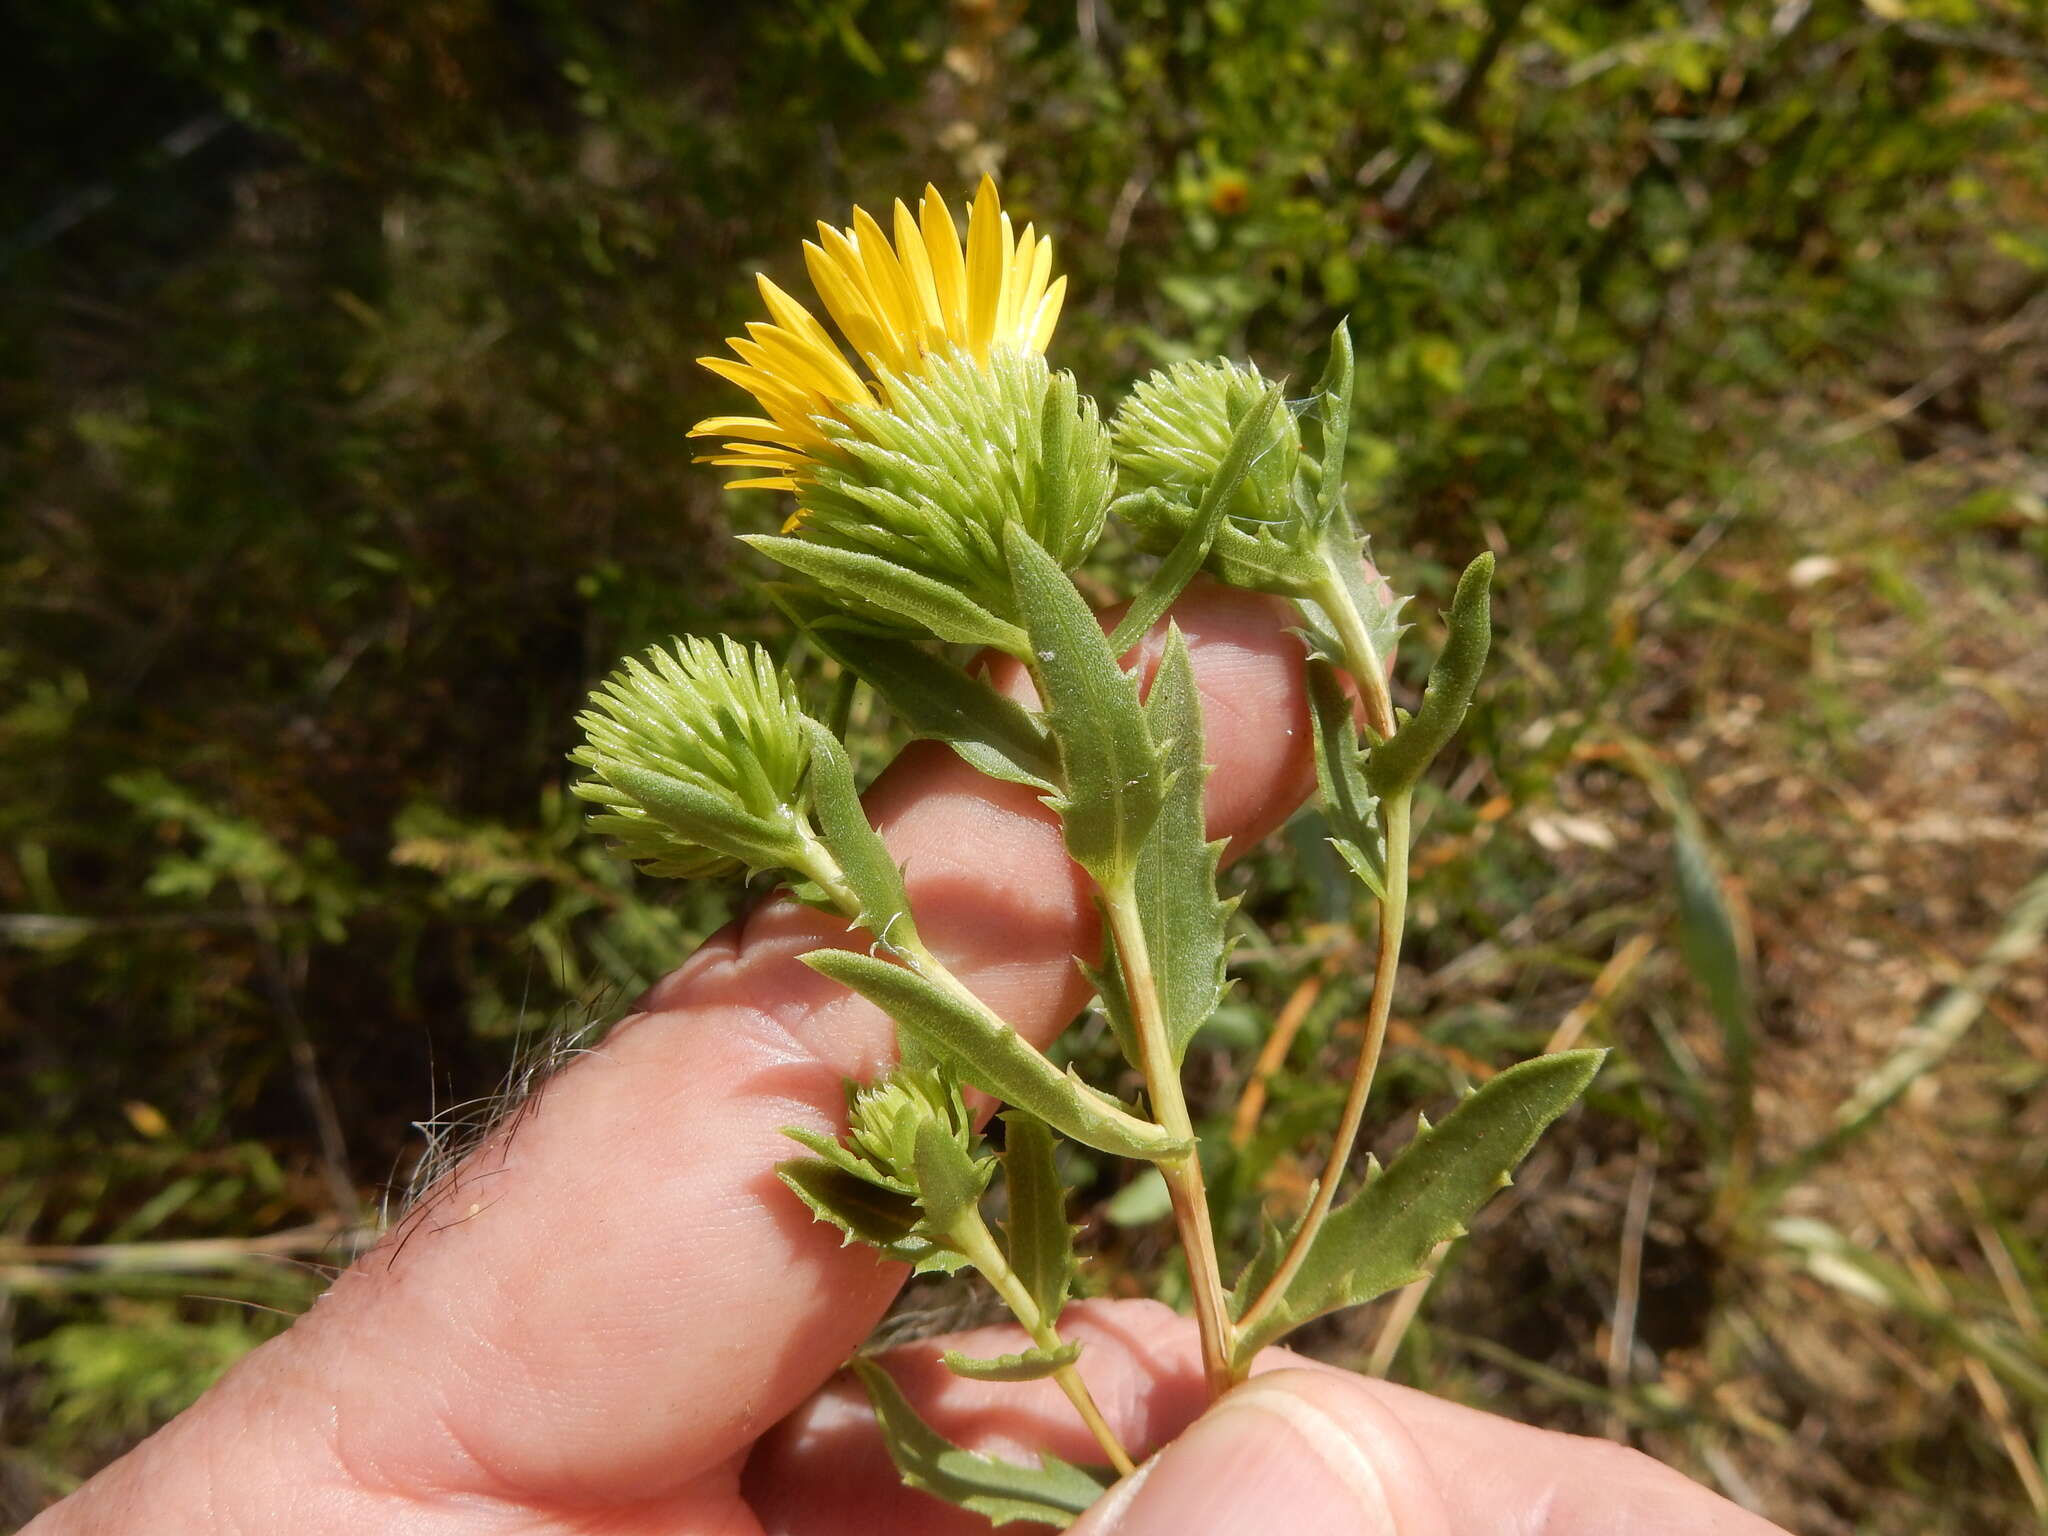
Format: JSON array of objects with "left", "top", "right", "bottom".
[{"left": 30, "top": 586, "right": 1786, "bottom": 1535}]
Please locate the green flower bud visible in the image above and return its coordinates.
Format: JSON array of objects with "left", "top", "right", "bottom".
[
  {"left": 571, "top": 635, "right": 813, "bottom": 880},
  {"left": 846, "top": 1065, "right": 983, "bottom": 1190},
  {"left": 763, "top": 346, "right": 1114, "bottom": 633},
  {"left": 1111, "top": 358, "right": 1303, "bottom": 544},
  {"left": 778, "top": 1064, "right": 994, "bottom": 1268}
]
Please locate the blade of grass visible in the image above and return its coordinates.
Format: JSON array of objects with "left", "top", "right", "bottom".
[{"left": 1754, "top": 864, "right": 2048, "bottom": 1211}]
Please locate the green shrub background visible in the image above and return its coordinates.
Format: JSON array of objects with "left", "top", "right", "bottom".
[{"left": 4, "top": 2, "right": 2045, "bottom": 1529}]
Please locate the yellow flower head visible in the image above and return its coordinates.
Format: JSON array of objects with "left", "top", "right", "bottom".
[{"left": 689, "top": 176, "right": 1067, "bottom": 492}]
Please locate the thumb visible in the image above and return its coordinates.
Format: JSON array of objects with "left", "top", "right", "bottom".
[{"left": 1069, "top": 1369, "right": 1449, "bottom": 1536}]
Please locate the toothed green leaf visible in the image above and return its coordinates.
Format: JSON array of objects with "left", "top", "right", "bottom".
[
  {"left": 1231, "top": 1049, "right": 1604, "bottom": 1362},
  {"left": 775, "top": 1158, "right": 965, "bottom": 1274},
  {"left": 1000, "top": 1111, "right": 1078, "bottom": 1325},
  {"left": 801, "top": 948, "right": 1185, "bottom": 1162},
  {"left": 782, "top": 1122, "right": 910, "bottom": 1195},
  {"left": 1005, "top": 524, "right": 1169, "bottom": 888},
  {"left": 940, "top": 1341, "right": 1084, "bottom": 1382},
  {"left": 1225, "top": 1182, "right": 1322, "bottom": 1316},
  {"left": 1367, "top": 552, "right": 1494, "bottom": 796},
  {"left": 1329, "top": 838, "right": 1388, "bottom": 903},
  {"left": 802, "top": 718, "right": 919, "bottom": 953},
  {"left": 914, "top": 1114, "right": 992, "bottom": 1232},
  {"left": 797, "top": 624, "right": 1056, "bottom": 791},
  {"left": 852, "top": 1359, "right": 1115, "bottom": 1527},
  {"left": 747, "top": 535, "right": 1031, "bottom": 654},
  {"left": 1293, "top": 519, "right": 1409, "bottom": 694},
  {"left": 1135, "top": 626, "right": 1235, "bottom": 1066},
  {"left": 1076, "top": 944, "right": 1141, "bottom": 1072},
  {"left": 1308, "top": 322, "right": 1354, "bottom": 532},
  {"left": 1305, "top": 660, "right": 1384, "bottom": 901}
]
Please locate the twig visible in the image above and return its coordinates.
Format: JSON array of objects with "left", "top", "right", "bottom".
[
  {"left": 1605, "top": 1142, "right": 1658, "bottom": 1442},
  {"left": 1366, "top": 1240, "right": 1451, "bottom": 1377},
  {"left": 1240, "top": 793, "right": 1412, "bottom": 1341},
  {"left": 1816, "top": 287, "right": 2048, "bottom": 447},
  {"left": 1229, "top": 973, "right": 1323, "bottom": 1149},
  {"left": 1545, "top": 931, "right": 1656, "bottom": 1055},
  {"left": 0, "top": 1220, "right": 367, "bottom": 1293},
  {"left": 239, "top": 878, "right": 361, "bottom": 1224}
]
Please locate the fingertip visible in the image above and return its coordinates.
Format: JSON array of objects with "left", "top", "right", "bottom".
[{"left": 1072, "top": 1371, "right": 1447, "bottom": 1536}]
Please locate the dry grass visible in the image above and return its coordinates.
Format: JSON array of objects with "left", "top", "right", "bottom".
[{"left": 1277, "top": 437, "right": 2048, "bottom": 1532}]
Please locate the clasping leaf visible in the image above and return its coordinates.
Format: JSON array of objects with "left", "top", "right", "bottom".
[
  {"left": 1000, "top": 1111, "right": 1078, "bottom": 1325},
  {"left": 1305, "top": 661, "right": 1385, "bottom": 901},
  {"left": 1366, "top": 552, "right": 1494, "bottom": 797},
  {"left": 798, "top": 623, "right": 1057, "bottom": 791},
  {"left": 802, "top": 718, "right": 919, "bottom": 953},
  {"left": 1129, "top": 627, "right": 1235, "bottom": 1067},
  {"left": 748, "top": 535, "right": 1032, "bottom": 656},
  {"left": 802, "top": 948, "right": 1187, "bottom": 1162},
  {"left": 852, "top": 1359, "right": 1115, "bottom": 1528},
  {"left": 1006, "top": 523, "right": 1169, "bottom": 889},
  {"left": 1231, "top": 1049, "right": 1603, "bottom": 1363},
  {"left": 940, "top": 1341, "right": 1083, "bottom": 1382},
  {"left": 1306, "top": 321, "right": 1354, "bottom": 534}
]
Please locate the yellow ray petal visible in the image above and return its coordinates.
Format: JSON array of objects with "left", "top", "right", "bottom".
[
  {"left": 687, "top": 414, "right": 810, "bottom": 446},
  {"left": 1014, "top": 230, "right": 1053, "bottom": 346},
  {"left": 964, "top": 175, "right": 1006, "bottom": 360},
  {"left": 892, "top": 198, "right": 946, "bottom": 347},
  {"left": 805, "top": 232, "right": 896, "bottom": 374},
  {"left": 1000, "top": 222, "right": 1039, "bottom": 342},
  {"left": 739, "top": 323, "right": 871, "bottom": 407},
  {"left": 754, "top": 275, "right": 843, "bottom": 359},
  {"left": 1029, "top": 273, "right": 1067, "bottom": 353},
  {"left": 713, "top": 442, "right": 817, "bottom": 469},
  {"left": 849, "top": 204, "right": 922, "bottom": 372},
  {"left": 695, "top": 355, "right": 818, "bottom": 421},
  {"left": 920, "top": 184, "right": 969, "bottom": 346},
  {"left": 700, "top": 355, "right": 840, "bottom": 448},
  {"left": 741, "top": 320, "right": 869, "bottom": 404},
  {"left": 701, "top": 347, "right": 824, "bottom": 409}
]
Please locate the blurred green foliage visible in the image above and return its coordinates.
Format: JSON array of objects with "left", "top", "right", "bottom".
[{"left": 4, "top": 0, "right": 2045, "bottom": 1527}]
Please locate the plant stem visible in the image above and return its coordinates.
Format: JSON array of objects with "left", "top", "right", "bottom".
[
  {"left": 1101, "top": 883, "right": 1236, "bottom": 1399},
  {"left": 795, "top": 838, "right": 1184, "bottom": 1156},
  {"left": 794, "top": 839, "right": 868, "bottom": 926},
  {"left": 1310, "top": 567, "right": 1398, "bottom": 744},
  {"left": 948, "top": 1210, "right": 1136, "bottom": 1476},
  {"left": 1236, "top": 787, "right": 1412, "bottom": 1350}
]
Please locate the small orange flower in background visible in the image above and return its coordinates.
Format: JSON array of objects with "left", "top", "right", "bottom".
[
  {"left": 1207, "top": 171, "right": 1250, "bottom": 216},
  {"left": 690, "top": 176, "right": 1066, "bottom": 492}
]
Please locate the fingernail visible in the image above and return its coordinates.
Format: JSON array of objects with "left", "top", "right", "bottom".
[{"left": 1089, "top": 1380, "right": 1395, "bottom": 1536}]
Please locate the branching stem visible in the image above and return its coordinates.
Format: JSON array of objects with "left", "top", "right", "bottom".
[
  {"left": 1101, "top": 882, "right": 1236, "bottom": 1399},
  {"left": 948, "top": 1208, "right": 1136, "bottom": 1475},
  {"left": 1237, "top": 788, "right": 1412, "bottom": 1349}
]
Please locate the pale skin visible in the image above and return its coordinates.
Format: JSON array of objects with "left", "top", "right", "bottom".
[{"left": 30, "top": 585, "right": 1791, "bottom": 1535}]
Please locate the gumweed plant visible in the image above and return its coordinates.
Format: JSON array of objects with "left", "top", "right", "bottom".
[{"left": 572, "top": 178, "right": 1603, "bottom": 1524}]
